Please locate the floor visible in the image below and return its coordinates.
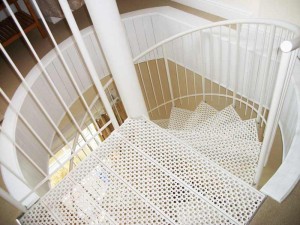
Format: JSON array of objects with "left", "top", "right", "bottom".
[{"left": 0, "top": 0, "right": 299, "bottom": 224}]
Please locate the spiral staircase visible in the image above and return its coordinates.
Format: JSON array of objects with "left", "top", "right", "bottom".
[
  {"left": 0, "top": 0, "right": 300, "bottom": 224},
  {"left": 19, "top": 104, "right": 265, "bottom": 225},
  {"left": 154, "top": 102, "right": 262, "bottom": 185}
]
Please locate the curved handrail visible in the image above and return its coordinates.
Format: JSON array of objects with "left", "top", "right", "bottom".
[
  {"left": 133, "top": 18, "right": 300, "bottom": 62},
  {"left": 132, "top": 18, "right": 300, "bottom": 188}
]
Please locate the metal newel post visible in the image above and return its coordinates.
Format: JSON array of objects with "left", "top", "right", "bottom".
[{"left": 254, "top": 50, "right": 292, "bottom": 185}]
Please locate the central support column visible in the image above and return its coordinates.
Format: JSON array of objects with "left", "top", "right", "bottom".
[{"left": 85, "top": 0, "right": 148, "bottom": 119}]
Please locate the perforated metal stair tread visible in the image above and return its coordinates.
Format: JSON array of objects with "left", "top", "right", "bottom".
[
  {"left": 20, "top": 118, "right": 265, "bottom": 225},
  {"left": 183, "top": 101, "right": 218, "bottom": 130},
  {"left": 170, "top": 119, "right": 259, "bottom": 142},
  {"left": 167, "top": 129, "right": 261, "bottom": 184},
  {"left": 193, "top": 105, "right": 241, "bottom": 132},
  {"left": 118, "top": 118, "right": 265, "bottom": 225},
  {"left": 168, "top": 107, "right": 193, "bottom": 130}
]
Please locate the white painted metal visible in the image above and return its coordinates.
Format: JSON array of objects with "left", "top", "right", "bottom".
[
  {"left": 3, "top": 0, "right": 96, "bottom": 155},
  {"left": 184, "top": 101, "right": 218, "bottom": 130},
  {"left": 19, "top": 122, "right": 112, "bottom": 204},
  {"left": 0, "top": 88, "right": 63, "bottom": 167},
  {"left": 20, "top": 118, "right": 265, "bottom": 224},
  {"left": 0, "top": 3, "right": 299, "bottom": 214},
  {"left": 165, "top": 102, "right": 261, "bottom": 184},
  {"left": 84, "top": 0, "right": 148, "bottom": 119},
  {"left": 232, "top": 24, "right": 241, "bottom": 107},
  {"left": 118, "top": 118, "right": 265, "bottom": 224},
  {"left": 168, "top": 107, "right": 193, "bottom": 130},
  {"left": 263, "top": 49, "right": 299, "bottom": 166},
  {"left": 133, "top": 18, "right": 300, "bottom": 188},
  {"left": 254, "top": 51, "right": 293, "bottom": 184},
  {"left": 31, "top": 0, "right": 99, "bottom": 132},
  {"left": 58, "top": 0, "right": 119, "bottom": 129},
  {"left": 193, "top": 105, "right": 241, "bottom": 131},
  {"left": 0, "top": 126, "right": 47, "bottom": 177},
  {"left": 163, "top": 45, "right": 175, "bottom": 107},
  {"left": 256, "top": 25, "right": 276, "bottom": 123},
  {"left": 281, "top": 36, "right": 300, "bottom": 52}
]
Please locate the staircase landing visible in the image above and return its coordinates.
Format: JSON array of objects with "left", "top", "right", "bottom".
[{"left": 20, "top": 118, "right": 265, "bottom": 225}]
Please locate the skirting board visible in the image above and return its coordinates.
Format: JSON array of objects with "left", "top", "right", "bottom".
[{"left": 172, "top": 0, "right": 253, "bottom": 19}]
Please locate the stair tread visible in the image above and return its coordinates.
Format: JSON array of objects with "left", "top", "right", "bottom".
[
  {"left": 21, "top": 118, "right": 264, "bottom": 225},
  {"left": 170, "top": 119, "right": 259, "bottom": 142},
  {"left": 118, "top": 118, "right": 264, "bottom": 224},
  {"left": 193, "top": 105, "right": 241, "bottom": 131},
  {"left": 168, "top": 129, "right": 261, "bottom": 184},
  {"left": 168, "top": 107, "right": 193, "bottom": 130},
  {"left": 183, "top": 102, "right": 218, "bottom": 130}
]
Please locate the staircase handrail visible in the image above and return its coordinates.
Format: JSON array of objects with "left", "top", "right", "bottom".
[{"left": 133, "top": 18, "right": 300, "bottom": 62}]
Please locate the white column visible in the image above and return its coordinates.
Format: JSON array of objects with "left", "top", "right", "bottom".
[{"left": 85, "top": 0, "right": 148, "bottom": 119}]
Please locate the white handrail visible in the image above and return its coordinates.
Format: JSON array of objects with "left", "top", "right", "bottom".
[
  {"left": 133, "top": 19, "right": 300, "bottom": 62},
  {"left": 133, "top": 18, "right": 300, "bottom": 187}
]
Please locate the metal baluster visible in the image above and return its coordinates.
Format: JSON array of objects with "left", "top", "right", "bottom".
[
  {"left": 141, "top": 18, "right": 161, "bottom": 116},
  {"left": 256, "top": 25, "right": 276, "bottom": 124},
  {"left": 163, "top": 44, "right": 175, "bottom": 107},
  {"left": 250, "top": 25, "right": 268, "bottom": 118},
  {"left": 181, "top": 36, "right": 189, "bottom": 105},
  {"left": 226, "top": 24, "right": 232, "bottom": 104},
  {"left": 209, "top": 28, "right": 214, "bottom": 101},
  {"left": 245, "top": 24, "right": 259, "bottom": 115},
  {"left": 233, "top": 24, "right": 241, "bottom": 107},
  {"left": 150, "top": 16, "right": 168, "bottom": 115},
  {"left": 172, "top": 39, "right": 183, "bottom": 105},
  {"left": 199, "top": 30, "right": 206, "bottom": 102},
  {"left": 240, "top": 24, "right": 250, "bottom": 109},
  {"left": 218, "top": 26, "right": 222, "bottom": 104},
  {"left": 132, "top": 19, "right": 153, "bottom": 117}
]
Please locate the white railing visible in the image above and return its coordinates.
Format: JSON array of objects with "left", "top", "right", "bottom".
[
  {"left": 0, "top": 0, "right": 122, "bottom": 211},
  {"left": 133, "top": 19, "right": 300, "bottom": 185},
  {"left": 0, "top": 5, "right": 198, "bottom": 213},
  {"left": 0, "top": 0, "right": 299, "bottom": 216}
]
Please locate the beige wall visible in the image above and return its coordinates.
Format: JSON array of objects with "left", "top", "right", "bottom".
[
  {"left": 172, "top": 0, "right": 300, "bottom": 25},
  {"left": 258, "top": 0, "right": 300, "bottom": 25}
]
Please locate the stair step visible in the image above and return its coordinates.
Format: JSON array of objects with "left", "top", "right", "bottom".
[
  {"left": 193, "top": 105, "right": 241, "bottom": 131},
  {"left": 152, "top": 119, "right": 169, "bottom": 129},
  {"left": 170, "top": 119, "right": 259, "bottom": 142},
  {"left": 192, "top": 137, "right": 261, "bottom": 185},
  {"left": 183, "top": 102, "right": 218, "bottom": 130},
  {"left": 118, "top": 118, "right": 265, "bottom": 224},
  {"left": 168, "top": 107, "right": 193, "bottom": 130},
  {"left": 168, "top": 129, "right": 261, "bottom": 184},
  {"left": 21, "top": 118, "right": 265, "bottom": 225}
]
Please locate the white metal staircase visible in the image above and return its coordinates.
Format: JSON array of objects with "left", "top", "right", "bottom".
[
  {"left": 19, "top": 116, "right": 265, "bottom": 225},
  {"left": 154, "top": 102, "right": 262, "bottom": 185},
  {"left": 0, "top": 0, "right": 300, "bottom": 223}
]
